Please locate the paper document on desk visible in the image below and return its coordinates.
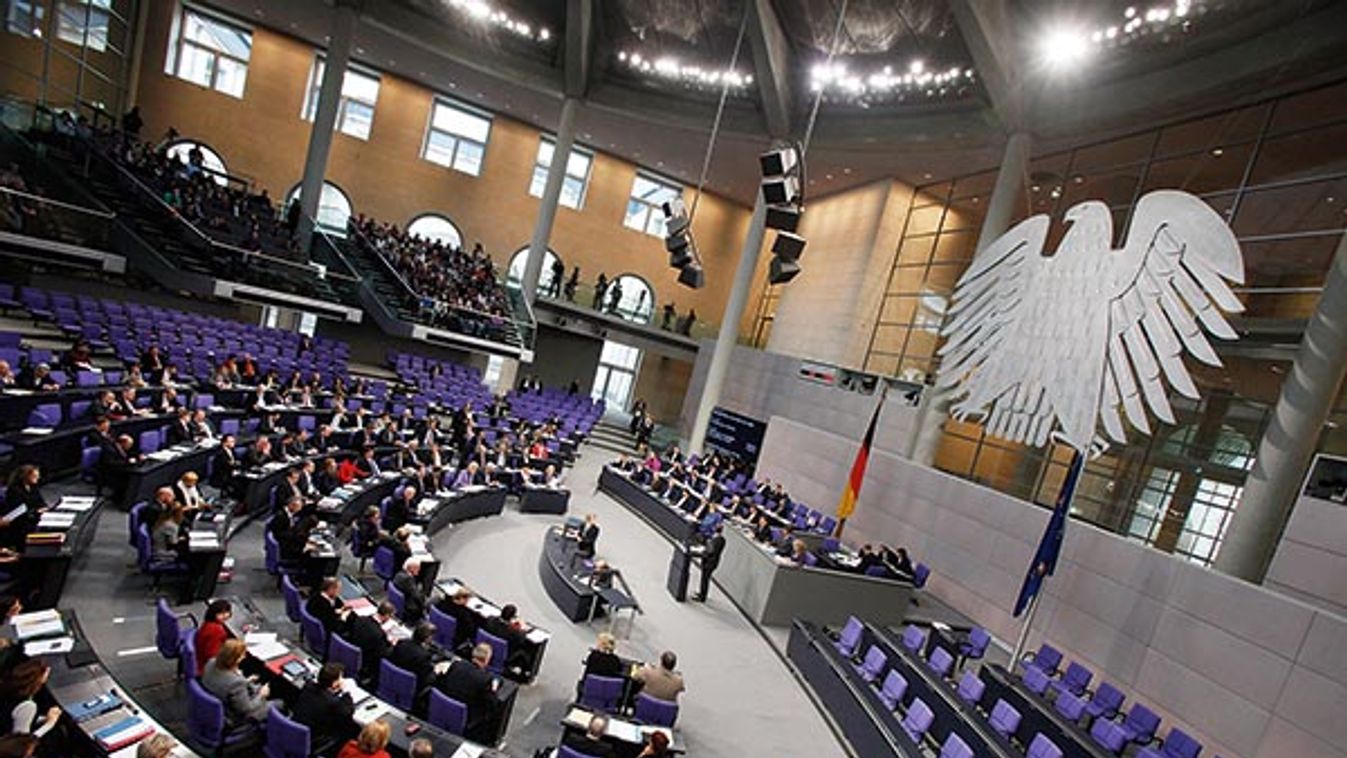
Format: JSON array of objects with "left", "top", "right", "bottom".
[
  {"left": 58, "top": 497, "right": 97, "bottom": 512},
  {"left": 450, "top": 745, "right": 484, "bottom": 758},
  {"left": 188, "top": 534, "right": 221, "bottom": 550},
  {"left": 525, "top": 628, "right": 550, "bottom": 644},
  {"left": 563, "top": 708, "right": 590, "bottom": 728},
  {"left": 24, "top": 636, "right": 74, "bottom": 656},
  {"left": 146, "top": 450, "right": 177, "bottom": 462},
  {"left": 245, "top": 635, "right": 289, "bottom": 661},
  {"left": 353, "top": 700, "right": 391, "bottom": 726},
  {"left": 13, "top": 613, "right": 64, "bottom": 640},
  {"left": 605, "top": 719, "right": 642, "bottom": 743},
  {"left": 37, "top": 513, "right": 76, "bottom": 529},
  {"left": 19, "top": 427, "right": 53, "bottom": 436}
]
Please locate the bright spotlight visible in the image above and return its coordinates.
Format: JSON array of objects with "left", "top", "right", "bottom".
[{"left": 1038, "top": 26, "right": 1091, "bottom": 69}]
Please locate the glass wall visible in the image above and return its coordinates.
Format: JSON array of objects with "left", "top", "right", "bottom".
[{"left": 853, "top": 79, "right": 1347, "bottom": 566}]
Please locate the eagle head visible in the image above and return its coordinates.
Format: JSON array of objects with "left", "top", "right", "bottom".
[{"left": 1061, "top": 200, "right": 1113, "bottom": 251}]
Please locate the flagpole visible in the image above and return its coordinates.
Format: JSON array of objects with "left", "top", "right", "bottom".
[
  {"left": 1009, "top": 448, "right": 1085, "bottom": 667},
  {"left": 834, "top": 383, "right": 889, "bottom": 539}
]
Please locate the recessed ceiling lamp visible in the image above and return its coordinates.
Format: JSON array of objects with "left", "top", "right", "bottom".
[
  {"left": 617, "top": 50, "right": 753, "bottom": 92},
  {"left": 444, "top": 0, "right": 551, "bottom": 44},
  {"left": 809, "top": 58, "right": 974, "bottom": 99},
  {"left": 1038, "top": 25, "right": 1093, "bottom": 70}
]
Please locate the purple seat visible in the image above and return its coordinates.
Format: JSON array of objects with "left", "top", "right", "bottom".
[
  {"left": 912, "top": 563, "right": 930, "bottom": 588},
  {"left": 475, "top": 629, "right": 508, "bottom": 675},
  {"left": 959, "top": 627, "right": 991, "bottom": 663},
  {"left": 372, "top": 545, "right": 396, "bottom": 581},
  {"left": 558, "top": 747, "right": 603, "bottom": 758},
  {"left": 1024, "top": 642, "right": 1062, "bottom": 676},
  {"left": 835, "top": 616, "right": 864, "bottom": 657},
  {"left": 939, "top": 733, "right": 974, "bottom": 758},
  {"left": 579, "top": 674, "right": 624, "bottom": 712},
  {"left": 155, "top": 598, "right": 195, "bottom": 671},
  {"left": 281, "top": 574, "right": 302, "bottom": 623},
  {"left": 1091, "top": 717, "right": 1129, "bottom": 754},
  {"left": 328, "top": 633, "right": 362, "bottom": 683},
  {"left": 954, "top": 670, "right": 985, "bottom": 705},
  {"left": 70, "top": 400, "right": 92, "bottom": 420},
  {"left": 877, "top": 669, "right": 908, "bottom": 711},
  {"left": 1027, "top": 734, "right": 1064, "bottom": 758},
  {"left": 1085, "top": 681, "right": 1126, "bottom": 720},
  {"left": 79, "top": 446, "right": 101, "bottom": 486},
  {"left": 429, "top": 606, "right": 458, "bottom": 650},
  {"left": 1120, "top": 703, "right": 1162, "bottom": 744},
  {"left": 139, "top": 429, "right": 161, "bottom": 454},
  {"left": 989, "top": 699, "right": 1022, "bottom": 739},
  {"left": 137, "top": 524, "right": 188, "bottom": 588},
  {"left": 927, "top": 647, "right": 954, "bottom": 678},
  {"left": 1022, "top": 664, "right": 1051, "bottom": 695},
  {"left": 1139, "top": 727, "right": 1203, "bottom": 758},
  {"left": 299, "top": 604, "right": 327, "bottom": 656},
  {"left": 264, "top": 704, "right": 310, "bottom": 758},
  {"left": 27, "top": 404, "right": 60, "bottom": 428},
  {"left": 377, "top": 659, "right": 417, "bottom": 710},
  {"left": 900, "top": 698, "right": 935, "bottom": 742},
  {"left": 220, "top": 418, "right": 240, "bottom": 436},
  {"left": 855, "top": 644, "right": 887, "bottom": 683},
  {"left": 900, "top": 625, "right": 926, "bottom": 655},
  {"left": 633, "top": 692, "right": 679, "bottom": 727},
  {"left": 387, "top": 578, "right": 407, "bottom": 619},
  {"left": 428, "top": 689, "right": 468, "bottom": 736},
  {"left": 1050, "top": 661, "right": 1094, "bottom": 698},
  {"left": 187, "top": 679, "right": 256, "bottom": 750},
  {"left": 1054, "top": 691, "right": 1087, "bottom": 722}
]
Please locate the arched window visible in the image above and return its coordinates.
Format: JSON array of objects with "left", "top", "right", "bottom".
[
  {"left": 506, "top": 246, "right": 563, "bottom": 292},
  {"left": 406, "top": 214, "right": 463, "bottom": 249},
  {"left": 285, "top": 181, "right": 353, "bottom": 236},
  {"left": 606, "top": 274, "right": 655, "bottom": 324},
  {"left": 165, "top": 140, "right": 229, "bottom": 186}
]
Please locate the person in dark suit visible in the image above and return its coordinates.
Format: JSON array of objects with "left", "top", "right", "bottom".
[
  {"left": 165, "top": 408, "right": 194, "bottom": 446},
  {"left": 695, "top": 523, "right": 726, "bottom": 602},
  {"left": 583, "top": 632, "right": 625, "bottom": 679},
  {"left": 100, "top": 432, "right": 140, "bottom": 503},
  {"left": 387, "top": 622, "right": 441, "bottom": 692},
  {"left": 433, "top": 588, "right": 478, "bottom": 650},
  {"left": 291, "top": 662, "right": 356, "bottom": 753},
  {"left": 89, "top": 390, "right": 118, "bottom": 420},
  {"left": 435, "top": 643, "right": 499, "bottom": 744},
  {"left": 391, "top": 558, "right": 428, "bottom": 623},
  {"left": 1, "top": 465, "right": 45, "bottom": 549},
  {"left": 314, "top": 457, "right": 340, "bottom": 496},
  {"left": 211, "top": 435, "right": 240, "bottom": 492},
  {"left": 384, "top": 486, "right": 416, "bottom": 532},
  {"left": 481, "top": 604, "right": 531, "bottom": 675},
  {"left": 306, "top": 577, "right": 351, "bottom": 635},
  {"left": 752, "top": 515, "right": 775, "bottom": 544},
  {"left": 269, "top": 497, "right": 307, "bottom": 562},
  {"left": 275, "top": 468, "right": 304, "bottom": 510},
  {"left": 346, "top": 601, "right": 395, "bottom": 682},
  {"left": 563, "top": 714, "right": 617, "bottom": 758},
  {"left": 575, "top": 513, "right": 600, "bottom": 558},
  {"left": 244, "top": 437, "right": 274, "bottom": 468}
]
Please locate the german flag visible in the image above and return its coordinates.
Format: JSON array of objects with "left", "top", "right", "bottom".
[{"left": 837, "top": 393, "right": 884, "bottom": 524}]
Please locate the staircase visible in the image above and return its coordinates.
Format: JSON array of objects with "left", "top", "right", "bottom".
[{"left": 585, "top": 419, "right": 640, "bottom": 456}]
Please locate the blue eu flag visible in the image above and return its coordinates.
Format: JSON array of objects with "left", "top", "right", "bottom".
[{"left": 1014, "top": 450, "right": 1085, "bottom": 617}]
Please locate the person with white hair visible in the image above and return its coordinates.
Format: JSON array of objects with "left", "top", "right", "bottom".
[{"left": 391, "top": 555, "right": 428, "bottom": 622}]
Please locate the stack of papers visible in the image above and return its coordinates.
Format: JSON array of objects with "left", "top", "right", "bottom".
[
  {"left": 58, "top": 496, "right": 97, "bottom": 512},
  {"left": 146, "top": 450, "right": 177, "bottom": 462},
  {"left": 353, "top": 700, "right": 392, "bottom": 726},
  {"left": 188, "top": 532, "right": 221, "bottom": 550},
  {"left": 19, "top": 427, "right": 54, "bottom": 436},
  {"left": 450, "top": 745, "right": 485, "bottom": 758},
  {"left": 525, "top": 628, "right": 550, "bottom": 644},
  {"left": 36, "top": 512, "right": 77, "bottom": 530},
  {"left": 24, "top": 636, "right": 75, "bottom": 656},
  {"left": 244, "top": 632, "right": 289, "bottom": 661},
  {"left": 12, "top": 609, "right": 63, "bottom": 640}
]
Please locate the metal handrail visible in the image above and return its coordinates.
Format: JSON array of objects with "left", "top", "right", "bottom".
[{"left": 0, "top": 185, "right": 113, "bottom": 218}]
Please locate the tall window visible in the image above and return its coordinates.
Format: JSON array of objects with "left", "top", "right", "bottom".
[
  {"left": 286, "top": 181, "right": 353, "bottom": 236},
  {"left": 303, "top": 57, "right": 381, "bottom": 140},
  {"left": 423, "top": 98, "right": 491, "bottom": 176},
  {"left": 624, "top": 172, "right": 681, "bottom": 237},
  {"left": 592, "top": 340, "right": 641, "bottom": 410},
  {"left": 167, "top": 6, "right": 252, "bottom": 98},
  {"left": 165, "top": 140, "right": 229, "bottom": 186},
  {"left": 606, "top": 274, "right": 655, "bottom": 324},
  {"left": 530, "top": 136, "right": 593, "bottom": 210},
  {"left": 5, "top": 1, "right": 44, "bottom": 37},
  {"left": 56, "top": 0, "right": 110, "bottom": 51},
  {"left": 506, "top": 247, "right": 562, "bottom": 291},
  {"left": 406, "top": 214, "right": 463, "bottom": 249}
]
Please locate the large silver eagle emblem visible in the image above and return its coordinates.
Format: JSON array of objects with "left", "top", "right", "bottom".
[{"left": 936, "top": 190, "right": 1245, "bottom": 454}]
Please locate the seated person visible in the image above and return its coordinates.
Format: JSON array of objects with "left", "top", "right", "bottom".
[
  {"left": 306, "top": 577, "right": 351, "bottom": 635},
  {"left": 268, "top": 497, "right": 308, "bottom": 563},
  {"left": 315, "top": 457, "right": 341, "bottom": 496},
  {"left": 201, "top": 639, "right": 272, "bottom": 728},
  {"left": 244, "top": 437, "right": 275, "bottom": 468},
  {"left": 563, "top": 714, "right": 617, "bottom": 758},
  {"left": 172, "top": 471, "right": 207, "bottom": 511},
  {"left": 435, "top": 643, "right": 499, "bottom": 744},
  {"left": 452, "top": 461, "right": 482, "bottom": 489},
  {"left": 336, "top": 720, "right": 392, "bottom": 758},
  {"left": 583, "top": 632, "right": 625, "bottom": 679},
  {"left": 16, "top": 362, "right": 59, "bottom": 391},
  {"left": 391, "top": 557, "right": 429, "bottom": 623},
  {"left": 752, "top": 515, "right": 775, "bottom": 544},
  {"left": 481, "top": 604, "right": 531, "bottom": 675},
  {"left": 433, "top": 587, "right": 478, "bottom": 650},
  {"left": 194, "top": 600, "right": 232, "bottom": 676},
  {"left": 1, "top": 466, "right": 45, "bottom": 549},
  {"left": 211, "top": 435, "right": 240, "bottom": 491},
  {"left": 292, "top": 662, "right": 357, "bottom": 753},
  {"left": 190, "top": 408, "right": 215, "bottom": 440},
  {"left": 345, "top": 601, "right": 395, "bottom": 683},
  {"left": 165, "top": 408, "right": 194, "bottom": 446},
  {"left": 149, "top": 504, "right": 187, "bottom": 562},
  {"left": 89, "top": 390, "right": 119, "bottom": 420},
  {"left": 633, "top": 651, "right": 685, "bottom": 702},
  {"left": 387, "top": 622, "right": 443, "bottom": 692},
  {"left": 883, "top": 544, "right": 916, "bottom": 580},
  {"left": 384, "top": 485, "right": 416, "bottom": 532}
]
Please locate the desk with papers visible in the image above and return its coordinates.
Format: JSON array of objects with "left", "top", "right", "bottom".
[
  {"left": 22, "top": 494, "right": 104, "bottom": 609},
  {"left": 436, "top": 577, "right": 551, "bottom": 683}
]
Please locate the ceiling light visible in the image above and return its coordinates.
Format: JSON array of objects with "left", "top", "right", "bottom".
[
  {"left": 909, "top": 60, "right": 924, "bottom": 74},
  {"left": 1038, "top": 25, "right": 1092, "bottom": 69},
  {"left": 1211, "top": 147, "right": 1224, "bottom": 156}
]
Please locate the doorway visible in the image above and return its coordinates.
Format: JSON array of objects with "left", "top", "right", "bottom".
[{"left": 591, "top": 340, "right": 641, "bottom": 411}]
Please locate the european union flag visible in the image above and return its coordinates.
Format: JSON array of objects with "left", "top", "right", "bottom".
[{"left": 1013, "top": 450, "right": 1085, "bottom": 617}]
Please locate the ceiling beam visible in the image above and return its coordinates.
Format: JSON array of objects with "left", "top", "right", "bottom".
[
  {"left": 948, "top": 0, "right": 1025, "bottom": 131},
  {"left": 564, "top": 0, "right": 594, "bottom": 99},
  {"left": 747, "top": 0, "right": 794, "bottom": 139}
]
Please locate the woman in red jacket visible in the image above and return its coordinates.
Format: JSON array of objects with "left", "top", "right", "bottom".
[
  {"left": 338, "top": 720, "right": 391, "bottom": 758},
  {"left": 194, "top": 599, "right": 232, "bottom": 675}
]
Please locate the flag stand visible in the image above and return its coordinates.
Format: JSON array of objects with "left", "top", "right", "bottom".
[{"left": 1008, "top": 449, "right": 1085, "bottom": 667}]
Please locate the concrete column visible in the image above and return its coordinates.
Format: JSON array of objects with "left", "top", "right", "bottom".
[
  {"left": 689, "top": 195, "right": 768, "bottom": 453},
  {"left": 1215, "top": 230, "right": 1347, "bottom": 582},
  {"left": 295, "top": 0, "right": 359, "bottom": 253},
  {"left": 494, "top": 357, "right": 519, "bottom": 396},
  {"left": 909, "top": 131, "right": 1031, "bottom": 465},
  {"left": 124, "top": 0, "right": 152, "bottom": 109},
  {"left": 521, "top": 97, "right": 579, "bottom": 305}
]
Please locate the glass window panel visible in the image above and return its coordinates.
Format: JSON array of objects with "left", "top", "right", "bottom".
[
  {"left": 6, "top": 1, "right": 44, "bottom": 37},
  {"left": 623, "top": 200, "right": 648, "bottom": 231},
  {"left": 1142, "top": 144, "right": 1254, "bottom": 195},
  {"left": 177, "top": 44, "right": 214, "bottom": 88},
  {"left": 560, "top": 177, "right": 584, "bottom": 209},
  {"left": 1232, "top": 179, "right": 1347, "bottom": 238},
  {"left": 165, "top": 141, "right": 228, "bottom": 186},
  {"left": 897, "top": 235, "right": 936, "bottom": 265},
  {"left": 423, "top": 131, "right": 457, "bottom": 168},
  {"left": 610, "top": 275, "right": 654, "bottom": 323},
  {"left": 452, "top": 141, "right": 484, "bottom": 175},
  {"left": 431, "top": 102, "right": 491, "bottom": 141},
  {"left": 891, "top": 265, "right": 927, "bottom": 294},
  {"left": 932, "top": 232, "right": 977, "bottom": 263},
  {"left": 950, "top": 171, "right": 997, "bottom": 200},
  {"left": 878, "top": 296, "right": 918, "bottom": 324},
  {"left": 1267, "top": 81, "right": 1347, "bottom": 136},
  {"left": 933, "top": 433, "right": 980, "bottom": 477},
  {"left": 871, "top": 324, "right": 909, "bottom": 355},
  {"left": 287, "top": 182, "right": 352, "bottom": 235},
  {"left": 213, "top": 55, "right": 247, "bottom": 98},
  {"left": 184, "top": 11, "right": 252, "bottom": 60},
  {"left": 406, "top": 215, "right": 462, "bottom": 248},
  {"left": 906, "top": 205, "right": 946, "bottom": 235},
  {"left": 923, "top": 263, "right": 964, "bottom": 296},
  {"left": 529, "top": 166, "right": 548, "bottom": 198},
  {"left": 1061, "top": 170, "right": 1143, "bottom": 208},
  {"left": 536, "top": 140, "right": 554, "bottom": 168},
  {"left": 1073, "top": 134, "right": 1153, "bottom": 171},
  {"left": 566, "top": 151, "right": 591, "bottom": 178},
  {"left": 940, "top": 203, "right": 984, "bottom": 232},
  {"left": 341, "top": 100, "right": 374, "bottom": 139},
  {"left": 1249, "top": 124, "right": 1347, "bottom": 185},
  {"left": 1156, "top": 105, "right": 1267, "bottom": 157},
  {"left": 865, "top": 352, "right": 899, "bottom": 377},
  {"left": 506, "top": 248, "right": 561, "bottom": 288},
  {"left": 342, "top": 69, "right": 380, "bottom": 103}
]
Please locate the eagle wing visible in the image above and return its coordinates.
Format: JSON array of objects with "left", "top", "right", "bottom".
[
  {"left": 937, "top": 215, "right": 1055, "bottom": 444},
  {"left": 1098, "top": 190, "right": 1245, "bottom": 444}
]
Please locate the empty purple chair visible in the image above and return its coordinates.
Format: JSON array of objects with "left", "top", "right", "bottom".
[
  {"left": 835, "top": 616, "right": 864, "bottom": 657},
  {"left": 633, "top": 693, "right": 679, "bottom": 727},
  {"left": 579, "top": 674, "right": 624, "bottom": 712},
  {"left": 1120, "top": 703, "right": 1162, "bottom": 744},
  {"left": 900, "top": 625, "right": 926, "bottom": 655},
  {"left": 954, "top": 670, "right": 985, "bottom": 705},
  {"left": 26, "top": 404, "right": 60, "bottom": 428},
  {"left": 427, "top": 689, "right": 468, "bottom": 736},
  {"left": 1050, "top": 661, "right": 1094, "bottom": 698},
  {"left": 900, "top": 698, "right": 935, "bottom": 742},
  {"left": 959, "top": 627, "right": 991, "bottom": 664},
  {"left": 912, "top": 563, "right": 930, "bottom": 588},
  {"left": 264, "top": 703, "right": 310, "bottom": 758},
  {"left": 927, "top": 647, "right": 955, "bottom": 678},
  {"left": 877, "top": 669, "right": 908, "bottom": 710},
  {"left": 1091, "top": 717, "right": 1129, "bottom": 755},
  {"left": 328, "top": 634, "right": 362, "bottom": 684},
  {"left": 138, "top": 429, "right": 161, "bottom": 454},
  {"left": 1027, "top": 734, "right": 1064, "bottom": 758},
  {"left": 377, "top": 659, "right": 417, "bottom": 710},
  {"left": 1139, "top": 728, "right": 1202, "bottom": 758},
  {"left": 1024, "top": 642, "right": 1063, "bottom": 676},
  {"left": 855, "top": 645, "right": 887, "bottom": 683},
  {"left": 1085, "top": 681, "right": 1126, "bottom": 721},
  {"left": 1022, "top": 664, "right": 1051, "bottom": 695},
  {"left": 1054, "top": 691, "right": 1087, "bottom": 722},
  {"left": 989, "top": 699, "right": 1022, "bottom": 739},
  {"left": 939, "top": 733, "right": 974, "bottom": 758},
  {"left": 299, "top": 604, "right": 327, "bottom": 656}
]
